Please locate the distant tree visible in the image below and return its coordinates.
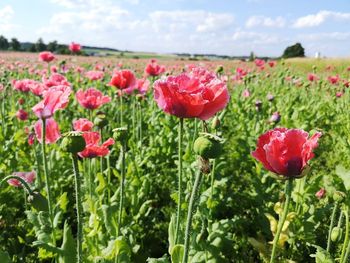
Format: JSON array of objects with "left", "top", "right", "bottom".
[
  {"left": 282, "top": 43, "right": 305, "bottom": 58},
  {"left": 56, "top": 45, "right": 69, "bottom": 54},
  {"left": 249, "top": 51, "right": 255, "bottom": 61},
  {"left": 0, "top": 35, "right": 9, "bottom": 50},
  {"left": 47, "top": 41, "right": 58, "bottom": 52},
  {"left": 29, "top": 44, "right": 36, "bottom": 52},
  {"left": 35, "top": 38, "right": 46, "bottom": 52},
  {"left": 10, "top": 38, "right": 21, "bottom": 51}
]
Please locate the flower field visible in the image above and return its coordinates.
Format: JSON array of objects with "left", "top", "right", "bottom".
[{"left": 1, "top": 51, "right": 350, "bottom": 263}]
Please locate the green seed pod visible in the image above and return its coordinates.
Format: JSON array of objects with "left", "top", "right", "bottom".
[
  {"left": 27, "top": 191, "right": 49, "bottom": 212},
  {"left": 112, "top": 127, "right": 128, "bottom": 144},
  {"left": 333, "top": 191, "right": 346, "bottom": 203},
  {"left": 94, "top": 113, "right": 108, "bottom": 129},
  {"left": 61, "top": 131, "right": 86, "bottom": 154},
  {"left": 215, "top": 65, "right": 224, "bottom": 75},
  {"left": 193, "top": 134, "right": 222, "bottom": 159},
  {"left": 331, "top": 227, "right": 342, "bottom": 242}
]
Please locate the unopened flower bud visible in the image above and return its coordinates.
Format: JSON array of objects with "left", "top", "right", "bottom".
[
  {"left": 61, "top": 131, "right": 86, "bottom": 154},
  {"left": 269, "top": 112, "right": 281, "bottom": 124},
  {"left": 194, "top": 134, "right": 223, "bottom": 159},
  {"left": 255, "top": 100, "right": 262, "bottom": 111},
  {"left": 333, "top": 191, "right": 346, "bottom": 203},
  {"left": 211, "top": 116, "right": 220, "bottom": 130},
  {"left": 113, "top": 127, "right": 128, "bottom": 144},
  {"left": 94, "top": 113, "right": 108, "bottom": 129},
  {"left": 331, "top": 227, "right": 342, "bottom": 242},
  {"left": 27, "top": 191, "right": 49, "bottom": 212}
]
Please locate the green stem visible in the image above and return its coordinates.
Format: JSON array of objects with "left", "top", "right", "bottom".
[
  {"left": 210, "top": 159, "right": 216, "bottom": 200},
  {"left": 72, "top": 154, "right": 83, "bottom": 263},
  {"left": 182, "top": 169, "right": 203, "bottom": 263},
  {"left": 0, "top": 175, "right": 34, "bottom": 195},
  {"left": 175, "top": 118, "right": 184, "bottom": 245},
  {"left": 120, "top": 94, "right": 123, "bottom": 127},
  {"left": 327, "top": 202, "right": 338, "bottom": 252},
  {"left": 269, "top": 179, "right": 293, "bottom": 263},
  {"left": 41, "top": 118, "right": 56, "bottom": 245},
  {"left": 107, "top": 154, "right": 111, "bottom": 202},
  {"left": 340, "top": 206, "right": 349, "bottom": 263},
  {"left": 34, "top": 140, "right": 42, "bottom": 189},
  {"left": 117, "top": 142, "right": 126, "bottom": 236}
]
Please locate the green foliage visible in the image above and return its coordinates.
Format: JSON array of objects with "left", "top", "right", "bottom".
[{"left": 282, "top": 42, "right": 305, "bottom": 58}]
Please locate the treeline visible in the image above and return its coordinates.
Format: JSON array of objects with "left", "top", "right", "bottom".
[{"left": 0, "top": 36, "right": 85, "bottom": 55}]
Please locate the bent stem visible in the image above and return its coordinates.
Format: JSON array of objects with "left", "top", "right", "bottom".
[
  {"left": 175, "top": 118, "right": 184, "bottom": 245},
  {"left": 327, "top": 202, "right": 339, "bottom": 252},
  {"left": 72, "top": 154, "right": 83, "bottom": 263},
  {"left": 269, "top": 179, "right": 293, "bottom": 263},
  {"left": 0, "top": 175, "right": 34, "bottom": 195},
  {"left": 41, "top": 118, "right": 56, "bottom": 245},
  {"left": 117, "top": 141, "right": 126, "bottom": 236},
  {"left": 340, "top": 206, "right": 349, "bottom": 263},
  {"left": 182, "top": 169, "right": 203, "bottom": 263}
]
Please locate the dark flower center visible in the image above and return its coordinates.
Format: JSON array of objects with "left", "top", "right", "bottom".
[{"left": 286, "top": 157, "right": 303, "bottom": 177}]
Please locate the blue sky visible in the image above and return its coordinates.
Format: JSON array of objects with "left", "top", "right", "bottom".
[{"left": 0, "top": 0, "right": 349, "bottom": 57}]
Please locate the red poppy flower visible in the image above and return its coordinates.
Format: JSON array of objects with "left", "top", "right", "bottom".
[
  {"left": 78, "top": 132, "right": 114, "bottom": 158},
  {"left": 76, "top": 88, "right": 111, "bottom": 110},
  {"left": 109, "top": 70, "right": 137, "bottom": 90},
  {"left": 145, "top": 60, "right": 166, "bottom": 77},
  {"left": 39, "top": 51, "right": 55, "bottom": 63},
  {"left": 153, "top": 67, "right": 229, "bottom": 120},
  {"left": 251, "top": 128, "right": 321, "bottom": 177},
  {"left": 73, "top": 118, "right": 94, "bottom": 132},
  {"left": 69, "top": 42, "right": 81, "bottom": 53}
]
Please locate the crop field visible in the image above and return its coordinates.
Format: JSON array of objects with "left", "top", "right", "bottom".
[{"left": 0, "top": 51, "right": 350, "bottom": 263}]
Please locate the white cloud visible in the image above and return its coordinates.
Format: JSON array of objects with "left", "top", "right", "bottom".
[
  {"left": 293, "top": 10, "right": 350, "bottom": 28},
  {"left": 149, "top": 10, "right": 234, "bottom": 33},
  {"left": 232, "top": 30, "right": 283, "bottom": 44},
  {"left": 50, "top": 0, "right": 139, "bottom": 8},
  {"left": 0, "top": 5, "right": 16, "bottom": 32},
  {"left": 246, "top": 15, "right": 285, "bottom": 28}
]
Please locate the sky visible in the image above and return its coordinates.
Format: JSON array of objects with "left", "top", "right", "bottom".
[{"left": 0, "top": 0, "right": 349, "bottom": 57}]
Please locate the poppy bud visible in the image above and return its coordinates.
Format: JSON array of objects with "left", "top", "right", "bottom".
[
  {"left": 193, "top": 134, "right": 223, "bottom": 159},
  {"left": 255, "top": 100, "right": 262, "bottom": 111},
  {"left": 113, "top": 127, "right": 128, "bottom": 144},
  {"left": 61, "top": 131, "right": 86, "bottom": 154},
  {"left": 333, "top": 191, "right": 346, "bottom": 203},
  {"left": 27, "top": 191, "right": 49, "bottom": 212},
  {"left": 211, "top": 116, "right": 220, "bottom": 130},
  {"left": 94, "top": 113, "right": 108, "bottom": 129},
  {"left": 215, "top": 65, "right": 224, "bottom": 75},
  {"left": 331, "top": 227, "right": 342, "bottom": 242}
]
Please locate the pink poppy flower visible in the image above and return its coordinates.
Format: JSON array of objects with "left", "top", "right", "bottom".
[
  {"left": 242, "top": 89, "right": 250, "bottom": 98},
  {"left": 109, "top": 70, "right": 137, "bottom": 90},
  {"left": 308, "top": 73, "right": 318, "bottom": 82},
  {"left": 255, "top": 59, "right": 265, "bottom": 68},
  {"left": 136, "top": 78, "right": 150, "bottom": 94},
  {"left": 328, "top": 75, "right": 340, "bottom": 85},
  {"left": 154, "top": 67, "right": 229, "bottom": 120},
  {"left": 34, "top": 118, "right": 61, "bottom": 144},
  {"left": 78, "top": 132, "right": 115, "bottom": 158},
  {"left": 73, "top": 118, "right": 94, "bottom": 132},
  {"left": 8, "top": 171, "right": 36, "bottom": 187},
  {"left": 69, "top": 42, "right": 81, "bottom": 53},
  {"left": 12, "top": 79, "right": 32, "bottom": 93},
  {"left": 315, "top": 188, "right": 326, "bottom": 199},
  {"left": 32, "top": 86, "right": 71, "bottom": 119},
  {"left": 42, "top": 73, "right": 70, "bottom": 88},
  {"left": 39, "top": 51, "right": 55, "bottom": 63},
  {"left": 251, "top": 128, "right": 321, "bottom": 177},
  {"left": 28, "top": 133, "right": 35, "bottom": 145},
  {"left": 76, "top": 88, "right": 111, "bottom": 110},
  {"left": 85, "top": 70, "right": 104, "bottom": 81}
]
